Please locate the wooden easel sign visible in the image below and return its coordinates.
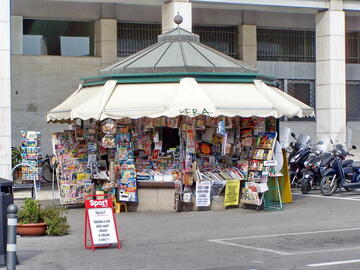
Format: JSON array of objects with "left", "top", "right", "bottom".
[{"left": 84, "top": 194, "right": 121, "bottom": 250}]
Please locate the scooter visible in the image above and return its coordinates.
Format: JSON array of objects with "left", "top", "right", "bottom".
[
  {"left": 320, "top": 143, "right": 357, "bottom": 196},
  {"left": 288, "top": 133, "right": 312, "bottom": 187},
  {"left": 300, "top": 141, "right": 334, "bottom": 194}
]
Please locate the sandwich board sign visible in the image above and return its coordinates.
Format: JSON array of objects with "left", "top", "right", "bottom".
[
  {"left": 84, "top": 195, "right": 121, "bottom": 250},
  {"left": 195, "top": 181, "right": 211, "bottom": 207}
]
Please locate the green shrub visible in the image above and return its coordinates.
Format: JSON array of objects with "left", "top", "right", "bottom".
[
  {"left": 18, "top": 198, "right": 43, "bottom": 224},
  {"left": 11, "top": 146, "right": 22, "bottom": 169},
  {"left": 41, "top": 206, "right": 70, "bottom": 236},
  {"left": 17, "top": 198, "right": 70, "bottom": 236}
]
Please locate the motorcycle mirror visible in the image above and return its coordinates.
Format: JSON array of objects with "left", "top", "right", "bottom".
[
  {"left": 352, "top": 145, "right": 357, "bottom": 150},
  {"left": 330, "top": 139, "right": 334, "bottom": 146},
  {"left": 291, "top": 132, "right": 296, "bottom": 139}
]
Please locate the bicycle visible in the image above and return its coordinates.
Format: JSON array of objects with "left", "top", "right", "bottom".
[{"left": 40, "top": 154, "right": 58, "bottom": 183}]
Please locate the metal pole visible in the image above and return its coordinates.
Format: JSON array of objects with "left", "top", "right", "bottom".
[
  {"left": 52, "top": 166, "right": 55, "bottom": 202},
  {"left": 6, "top": 204, "right": 18, "bottom": 270}
]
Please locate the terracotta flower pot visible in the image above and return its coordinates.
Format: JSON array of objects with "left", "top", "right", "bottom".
[{"left": 16, "top": 223, "right": 47, "bottom": 236}]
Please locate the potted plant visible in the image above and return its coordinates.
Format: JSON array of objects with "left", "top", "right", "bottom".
[
  {"left": 17, "top": 198, "right": 47, "bottom": 236},
  {"left": 11, "top": 146, "right": 22, "bottom": 180},
  {"left": 17, "top": 198, "right": 70, "bottom": 236}
]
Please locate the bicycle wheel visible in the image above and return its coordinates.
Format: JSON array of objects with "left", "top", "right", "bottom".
[{"left": 41, "top": 158, "right": 56, "bottom": 183}]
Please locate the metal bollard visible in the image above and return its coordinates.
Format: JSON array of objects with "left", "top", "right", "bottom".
[{"left": 6, "top": 204, "right": 18, "bottom": 270}]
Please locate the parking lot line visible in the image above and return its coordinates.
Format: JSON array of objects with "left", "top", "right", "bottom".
[
  {"left": 296, "top": 246, "right": 360, "bottom": 255},
  {"left": 293, "top": 193, "right": 360, "bottom": 201},
  {"left": 208, "top": 239, "right": 291, "bottom": 256},
  {"left": 209, "top": 227, "right": 360, "bottom": 242},
  {"left": 307, "top": 259, "right": 360, "bottom": 267},
  {"left": 208, "top": 227, "right": 360, "bottom": 256}
]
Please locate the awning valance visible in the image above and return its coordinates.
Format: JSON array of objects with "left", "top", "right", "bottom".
[{"left": 47, "top": 78, "right": 314, "bottom": 123}]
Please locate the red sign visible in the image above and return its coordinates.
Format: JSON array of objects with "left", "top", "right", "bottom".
[
  {"left": 85, "top": 198, "right": 113, "bottom": 209},
  {"left": 84, "top": 194, "right": 121, "bottom": 250}
]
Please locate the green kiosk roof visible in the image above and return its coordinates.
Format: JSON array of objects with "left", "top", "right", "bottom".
[{"left": 82, "top": 21, "right": 274, "bottom": 86}]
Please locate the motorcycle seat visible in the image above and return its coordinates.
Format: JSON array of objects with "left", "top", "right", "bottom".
[{"left": 351, "top": 162, "right": 360, "bottom": 169}]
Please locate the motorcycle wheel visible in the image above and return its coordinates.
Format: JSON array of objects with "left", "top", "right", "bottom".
[
  {"left": 320, "top": 175, "right": 337, "bottom": 196},
  {"left": 301, "top": 178, "right": 312, "bottom": 194}
]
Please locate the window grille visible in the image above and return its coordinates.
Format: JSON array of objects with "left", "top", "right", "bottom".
[
  {"left": 346, "top": 32, "right": 360, "bottom": 64},
  {"left": 117, "top": 23, "right": 239, "bottom": 59},
  {"left": 346, "top": 81, "right": 360, "bottom": 120},
  {"left": 257, "top": 28, "right": 315, "bottom": 62},
  {"left": 287, "top": 80, "right": 315, "bottom": 108},
  {"left": 280, "top": 79, "right": 315, "bottom": 121},
  {"left": 274, "top": 79, "right": 284, "bottom": 91},
  {"left": 193, "top": 25, "right": 239, "bottom": 59},
  {"left": 117, "top": 23, "right": 161, "bottom": 57}
]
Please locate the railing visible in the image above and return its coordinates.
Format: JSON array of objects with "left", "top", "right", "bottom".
[{"left": 11, "top": 163, "right": 37, "bottom": 199}]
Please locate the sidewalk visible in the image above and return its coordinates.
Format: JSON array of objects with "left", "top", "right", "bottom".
[
  {"left": 13, "top": 182, "right": 59, "bottom": 202},
  {"left": 13, "top": 192, "right": 360, "bottom": 270}
]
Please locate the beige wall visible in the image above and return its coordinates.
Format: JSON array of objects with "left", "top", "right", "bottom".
[
  {"left": 11, "top": 55, "right": 101, "bottom": 153},
  {"left": 0, "top": 0, "right": 12, "bottom": 179}
]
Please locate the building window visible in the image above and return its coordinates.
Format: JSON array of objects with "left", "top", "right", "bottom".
[
  {"left": 117, "top": 22, "right": 239, "bottom": 59},
  {"left": 277, "top": 79, "right": 315, "bottom": 121},
  {"left": 193, "top": 25, "right": 239, "bottom": 59},
  {"left": 287, "top": 80, "right": 315, "bottom": 108},
  {"left": 346, "top": 32, "right": 360, "bottom": 64},
  {"left": 346, "top": 81, "right": 360, "bottom": 120},
  {"left": 257, "top": 28, "right": 315, "bottom": 62},
  {"left": 23, "top": 19, "right": 94, "bottom": 56},
  {"left": 117, "top": 23, "right": 161, "bottom": 57}
]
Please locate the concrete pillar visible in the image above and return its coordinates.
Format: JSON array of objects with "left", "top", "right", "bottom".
[
  {"left": 11, "top": 16, "right": 23, "bottom": 55},
  {"left": 0, "top": 0, "right": 12, "bottom": 180},
  {"left": 238, "top": 24, "right": 257, "bottom": 68},
  {"left": 94, "top": 18, "right": 117, "bottom": 69},
  {"left": 315, "top": 3, "right": 346, "bottom": 144},
  {"left": 162, "top": 0, "right": 192, "bottom": 33}
]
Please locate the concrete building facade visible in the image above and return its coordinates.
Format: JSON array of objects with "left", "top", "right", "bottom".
[{"left": 0, "top": 0, "right": 360, "bottom": 179}]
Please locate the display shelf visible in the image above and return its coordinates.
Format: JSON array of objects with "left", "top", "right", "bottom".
[{"left": 241, "top": 132, "right": 277, "bottom": 209}]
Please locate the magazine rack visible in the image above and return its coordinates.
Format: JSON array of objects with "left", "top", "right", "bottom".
[{"left": 241, "top": 132, "right": 277, "bottom": 211}]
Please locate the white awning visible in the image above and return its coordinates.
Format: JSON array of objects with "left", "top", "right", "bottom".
[{"left": 47, "top": 78, "right": 314, "bottom": 122}]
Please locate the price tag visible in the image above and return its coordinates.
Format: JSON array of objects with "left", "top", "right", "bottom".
[{"left": 264, "top": 160, "right": 277, "bottom": 167}]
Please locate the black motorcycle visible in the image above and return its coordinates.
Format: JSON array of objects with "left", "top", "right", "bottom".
[
  {"left": 320, "top": 143, "right": 356, "bottom": 196},
  {"left": 300, "top": 141, "right": 334, "bottom": 194},
  {"left": 288, "top": 133, "right": 312, "bottom": 187}
]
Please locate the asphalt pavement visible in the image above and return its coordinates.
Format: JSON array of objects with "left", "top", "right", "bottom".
[{"left": 11, "top": 188, "right": 360, "bottom": 270}]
